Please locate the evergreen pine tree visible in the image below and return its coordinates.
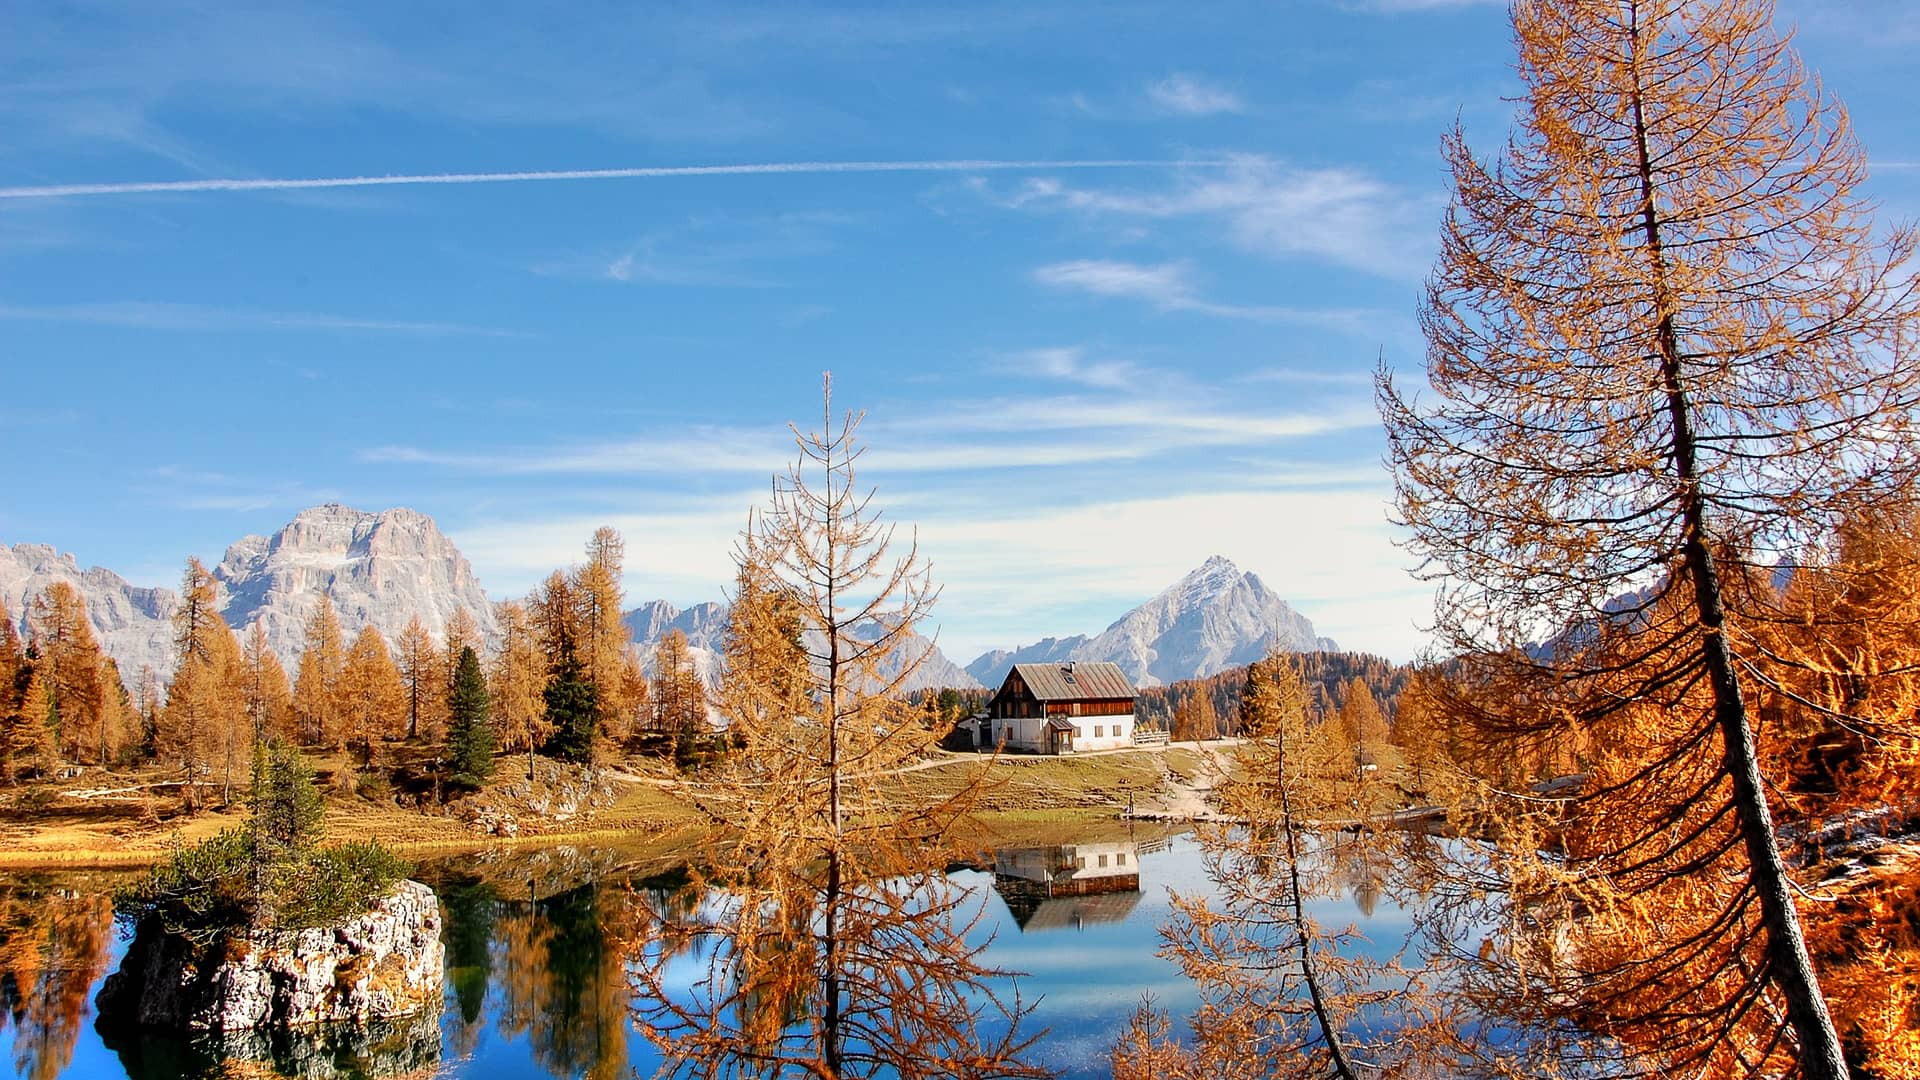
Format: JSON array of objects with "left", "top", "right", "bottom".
[
  {"left": 540, "top": 659, "right": 598, "bottom": 763},
  {"left": 249, "top": 736, "right": 324, "bottom": 859},
  {"left": 445, "top": 646, "right": 495, "bottom": 788}
]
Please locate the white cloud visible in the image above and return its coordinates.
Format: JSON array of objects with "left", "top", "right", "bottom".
[
  {"left": 0, "top": 301, "right": 520, "bottom": 337},
  {"left": 1339, "top": 0, "right": 1501, "bottom": 11},
  {"left": 1148, "top": 73, "right": 1245, "bottom": 116},
  {"left": 1031, "top": 258, "right": 1384, "bottom": 328},
  {"left": 988, "top": 155, "right": 1436, "bottom": 280}
]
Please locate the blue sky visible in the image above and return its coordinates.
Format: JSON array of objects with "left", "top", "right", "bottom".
[{"left": 3, "top": 1, "right": 1917, "bottom": 664}]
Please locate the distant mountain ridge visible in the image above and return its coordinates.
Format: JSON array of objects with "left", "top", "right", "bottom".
[
  {"left": 0, "top": 543, "right": 180, "bottom": 685},
  {"left": 6, "top": 517, "right": 1325, "bottom": 698},
  {"left": 964, "top": 556, "right": 1337, "bottom": 689},
  {"left": 623, "top": 599, "right": 980, "bottom": 692},
  {"left": 3, "top": 504, "right": 502, "bottom": 688}
]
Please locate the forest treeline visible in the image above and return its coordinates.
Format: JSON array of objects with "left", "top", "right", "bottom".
[
  {"left": 0, "top": 525, "right": 721, "bottom": 801},
  {"left": 1136, "top": 651, "right": 1409, "bottom": 742}
]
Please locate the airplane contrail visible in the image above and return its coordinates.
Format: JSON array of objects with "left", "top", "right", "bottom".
[{"left": 0, "top": 158, "right": 1226, "bottom": 200}]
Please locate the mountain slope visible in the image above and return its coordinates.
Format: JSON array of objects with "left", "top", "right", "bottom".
[
  {"left": 0, "top": 543, "right": 179, "bottom": 685},
  {"left": 967, "top": 556, "right": 1336, "bottom": 688},
  {"left": 213, "top": 504, "right": 501, "bottom": 672},
  {"left": 624, "top": 600, "right": 981, "bottom": 692}
]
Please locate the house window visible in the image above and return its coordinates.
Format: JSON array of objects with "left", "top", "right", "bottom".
[
  {"left": 1075, "top": 727, "right": 1083, "bottom": 738},
  {"left": 1094, "top": 725, "right": 1104, "bottom": 737},
  {"left": 1117, "top": 853, "right": 1127, "bottom": 866},
  {"left": 1098, "top": 854, "right": 1109, "bottom": 867}
]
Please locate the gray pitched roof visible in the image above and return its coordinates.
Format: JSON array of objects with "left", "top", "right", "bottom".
[{"left": 1008, "top": 661, "right": 1136, "bottom": 702}]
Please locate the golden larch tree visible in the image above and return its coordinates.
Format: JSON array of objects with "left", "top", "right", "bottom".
[
  {"left": 339, "top": 626, "right": 405, "bottom": 765},
  {"left": 1116, "top": 653, "right": 1451, "bottom": 1080},
  {"left": 576, "top": 527, "right": 637, "bottom": 741},
  {"left": 627, "top": 376, "right": 1040, "bottom": 1078},
  {"left": 489, "top": 599, "right": 548, "bottom": 778},
  {"left": 648, "top": 629, "right": 706, "bottom": 754},
  {"left": 238, "top": 620, "right": 292, "bottom": 744},
  {"left": 395, "top": 615, "right": 442, "bottom": 742},
  {"left": 162, "top": 560, "right": 243, "bottom": 798},
  {"left": 291, "top": 596, "right": 347, "bottom": 747},
  {"left": 1377, "top": 0, "right": 1920, "bottom": 1073},
  {"left": 28, "top": 582, "right": 118, "bottom": 766}
]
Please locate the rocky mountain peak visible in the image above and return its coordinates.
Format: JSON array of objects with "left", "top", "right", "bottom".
[
  {"left": 214, "top": 504, "right": 500, "bottom": 673},
  {"left": 965, "top": 557, "right": 1336, "bottom": 689}
]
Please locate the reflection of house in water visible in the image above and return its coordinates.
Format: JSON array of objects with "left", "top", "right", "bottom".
[{"left": 991, "top": 841, "right": 1142, "bottom": 932}]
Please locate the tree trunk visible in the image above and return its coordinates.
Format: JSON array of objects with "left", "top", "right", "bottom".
[{"left": 1627, "top": 17, "right": 1848, "bottom": 1070}]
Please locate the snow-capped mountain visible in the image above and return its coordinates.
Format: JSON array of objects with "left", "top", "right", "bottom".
[
  {"left": 965, "top": 556, "right": 1338, "bottom": 688},
  {"left": 0, "top": 544, "right": 180, "bottom": 684},
  {"left": 214, "top": 504, "right": 501, "bottom": 672},
  {"left": 623, "top": 600, "right": 981, "bottom": 692}
]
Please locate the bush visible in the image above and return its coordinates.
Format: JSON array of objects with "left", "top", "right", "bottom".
[
  {"left": 353, "top": 769, "right": 392, "bottom": 802},
  {"left": 277, "top": 841, "right": 409, "bottom": 930},
  {"left": 112, "top": 828, "right": 258, "bottom": 947},
  {"left": 113, "top": 829, "right": 411, "bottom": 948}
]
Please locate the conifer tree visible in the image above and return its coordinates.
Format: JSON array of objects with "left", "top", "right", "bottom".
[
  {"left": 249, "top": 736, "right": 323, "bottom": 860},
  {"left": 1376, "top": 1, "right": 1920, "bottom": 1072},
  {"left": 0, "top": 600, "right": 31, "bottom": 783},
  {"left": 29, "top": 582, "right": 116, "bottom": 765},
  {"left": 395, "top": 615, "right": 439, "bottom": 742},
  {"left": 238, "top": 621, "right": 292, "bottom": 744},
  {"left": 490, "top": 600, "right": 547, "bottom": 779},
  {"left": 577, "top": 527, "right": 637, "bottom": 741},
  {"left": 630, "top": 376, "right": 1038, "bottom": 1077},
  {"left": 339, "top": 627, "right": 404, "bottom": 766},
  {"left": 292, "top": 597, "right": 346, "bottom": 747},
  {"left": 445, "top": 646, "right": 494, "bottom": 789},
  {"left": 534, "top": 572, "right": 597, "bottom": 763},
  {"left": 441, "top": 607, "right": 480, "bottom": 718},
  {"left": 134, "top": 664, "right": 161, "bottom": 762}
]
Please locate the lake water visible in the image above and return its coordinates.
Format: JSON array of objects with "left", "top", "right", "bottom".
[{"left": 0, "top": 828, "right": 1422, "bottom": 1079}]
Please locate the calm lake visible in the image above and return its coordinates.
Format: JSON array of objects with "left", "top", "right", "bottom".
[{"left": 0, "top": 828, "right": 1421, "bottom": 1079}]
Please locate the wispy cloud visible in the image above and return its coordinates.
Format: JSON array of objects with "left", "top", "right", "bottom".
[
  {"left": 0, "top": 301, "right": 521, "bottom": 337},
  {"left": 995, "top": 346, "right": 1143, "bottom": 390},
  {"left": 1337, "top": 0, "right": 1501, "bottom": 12},
  {"left": 1148, "top": 74, "right": 1245, "bottom": 116},
  {"left": 981, "top": 154, "right": 1437, "bottom": 279},
  {"left": 536, "top": 209, "right": 856, "bottom": 288},
  {"left": 0, "top": 158, "right": 1230, "bottom": 202},
  {"left": 1032, "top": 259, "right": 1382, "bottom": 328}
]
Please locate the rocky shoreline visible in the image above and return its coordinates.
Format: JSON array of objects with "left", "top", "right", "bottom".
[{"left": 96, "top": 880, "right": 444, "bottom": 1032}]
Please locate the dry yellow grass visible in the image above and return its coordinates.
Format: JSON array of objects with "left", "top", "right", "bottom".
[{"left": 0, "top": 746, "right": 1196, "bottom": 868}]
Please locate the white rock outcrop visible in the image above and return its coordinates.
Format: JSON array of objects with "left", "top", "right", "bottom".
[{"left": 96, "top": 880, "right": 445, "bottom": 1031}]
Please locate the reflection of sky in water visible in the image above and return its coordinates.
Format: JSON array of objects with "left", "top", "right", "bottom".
[{"left": 0, "top": 831, "right": 1424, "bottom": 1080}]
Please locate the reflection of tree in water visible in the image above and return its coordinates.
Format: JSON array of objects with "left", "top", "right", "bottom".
[
  {"left": 627, "top": 846, "right": 1047, "bottom": 1080},
  {"left": 0, "top": 880, "right": 114, "bottom": 1080},
  {"left": 437, "top": 876, "right": 495, "bottom": 1058},
  {"left": 493, "top": 881, "right": 629, "bottom": 1080}
]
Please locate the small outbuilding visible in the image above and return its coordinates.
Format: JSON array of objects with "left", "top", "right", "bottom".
[{"left": 981, "top": 661, "right": 1138, "bottom": 754}]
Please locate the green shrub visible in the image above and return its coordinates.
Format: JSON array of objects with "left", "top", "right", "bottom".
[
  {"left": 113, "top": 830, "right": 410, "bottom": 948},
  {"left": 112, "top": 828, "right": 258, "bottom": 947},
  {"left": 353, "top": 769, "right": 392, "bottom": 802},
  {"left": 277, "top": 840, "right": 409, "bottom": 930}
]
